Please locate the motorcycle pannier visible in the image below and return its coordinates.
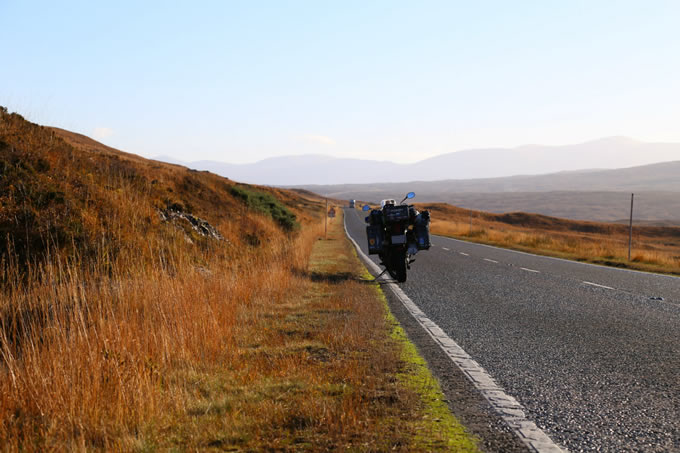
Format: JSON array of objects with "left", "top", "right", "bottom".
[
  {"left": 368, "top": 209, "right": 383, "bottom": 226},
  {"left": 366, "top": 225, "right": 384, "bottom": 255},
  {"left": 414, "top": 211, "right": 431, "bottom": 250}
]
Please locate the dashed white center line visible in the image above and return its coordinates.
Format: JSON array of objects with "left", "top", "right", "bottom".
[
  {"left": 583, "top": 281, "right": 615, "bottom": 290},
  {"left": 484, "top": 258, "right": 499, "bottom": 264},
  {"left": 459, "top": 252, "right": 469, "bottom": 256},
  {"left": 520, "top": 267, "right": 540, "bottom": 273},
  {"left": 442, "top": 247, "right": 450, "bottom": 251}
]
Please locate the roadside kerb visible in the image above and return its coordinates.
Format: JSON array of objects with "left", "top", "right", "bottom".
[{"left": 344, "top": 217, "right": 566, "bottom": 453}]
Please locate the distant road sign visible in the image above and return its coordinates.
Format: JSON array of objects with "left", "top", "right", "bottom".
[{"left": 328, "top": 207, "right": 336, "bottom": 218}]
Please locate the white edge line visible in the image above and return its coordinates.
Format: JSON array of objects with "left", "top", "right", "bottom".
[
  {"left": 582, "top": 281, "right": 615, "bottom": 290},
  {"left": 521, "top": 267, "right": 541, "bottom": 273},
  {"left": 434, "top": 234, "right": 680, "bottom": 280},
  {"left": 343, "top": 213, "right": 566, "bottom": 453}
]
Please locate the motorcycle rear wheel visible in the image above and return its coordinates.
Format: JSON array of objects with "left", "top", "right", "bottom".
[{"left": 389, "top": 251, "right": 408, "bottom": 282}]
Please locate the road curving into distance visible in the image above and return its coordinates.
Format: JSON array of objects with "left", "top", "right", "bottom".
[{"left": 344, "top": 207, "right": 680, "bottom": 452}]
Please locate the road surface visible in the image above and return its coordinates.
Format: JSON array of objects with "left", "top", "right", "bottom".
[{"left": 345, "top": 207, "right": 680, "bottom": 452}]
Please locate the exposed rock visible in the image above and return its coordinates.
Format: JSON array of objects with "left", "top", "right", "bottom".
[{"left": 158, "top": 207, "right": 224, "bottom": 241}]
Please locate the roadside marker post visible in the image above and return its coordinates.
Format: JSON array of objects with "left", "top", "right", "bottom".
[{"left": 628, "top": 193, "right": 634, "bottom": 261}]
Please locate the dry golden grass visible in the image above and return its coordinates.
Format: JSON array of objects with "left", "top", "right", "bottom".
[
  {"left": 420, "top": 203, "right": 680, "bottom": 275},
  {"left": 0, "top": 215, "right": 314, "bottom": 450},
  {"left": 145, "top": 211, "right": 477, "bottom": 451},
  {"left": 1, "top": 110, "right": 478, "bottom": 450},
  {"left": 0, "top": 210, "right": 478, "bottom": 451},
  {"left": 0, "top": 108, "right": 314, "bottom": 449}
]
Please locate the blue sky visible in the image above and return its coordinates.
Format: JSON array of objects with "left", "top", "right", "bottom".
[{"left": 2, "top": 1, "right": 679, "bottom": 163}]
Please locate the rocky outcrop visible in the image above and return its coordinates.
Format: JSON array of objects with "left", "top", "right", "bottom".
[{"left": 158, "top": 205, "right": 223, "bottom": 241}]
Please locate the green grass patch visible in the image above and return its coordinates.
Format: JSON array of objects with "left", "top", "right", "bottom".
[
  {"left": 230, "top": 184, "right": 299, "bottom": 231},
  {"left": 386, "top": 299, "right": 479, "bottom": 451},
  {"left": 352, "top": 253, "right": 480, "bottom": 451}
]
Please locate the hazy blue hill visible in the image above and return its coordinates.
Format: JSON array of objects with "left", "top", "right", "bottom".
[
  {"left": 410, "top": 137, "right": 680, "bottom": 181},
  {"left": 154, "top": 154, "right": 407, "bottom": 185},
  {"left": 299, "top": 160, "right": 680, "bottom": 194},
  {"left": 295, "top": 160, "right": 680, "bottom": 223},
  {"left": 154, "top": 137, "right": 680, "bottom": 185}
]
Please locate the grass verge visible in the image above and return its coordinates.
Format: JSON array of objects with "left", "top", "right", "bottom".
[
  {"left": 363, "top": 265, "right": 479, "bottom": 451},
  {"left": 141, "top": 210, "right": 479, "bottom": 451},
  {"left": 305, "top": 211, "right": 479, "bottom": 451}
]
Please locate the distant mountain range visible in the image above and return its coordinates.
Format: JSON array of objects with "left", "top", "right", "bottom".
[
  {"left": 155, "top": 137, "right": 680, "bottom": 185},
  {"left": 297, "top": 160, "right": 680, "bottom": 223},
  {"left": 300, "top": 160, "right": 680, "bottom": 195}
]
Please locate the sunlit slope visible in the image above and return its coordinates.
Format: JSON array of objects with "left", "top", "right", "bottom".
[{"left": 0, "top": 107, "right": 321, "bottom": 274}]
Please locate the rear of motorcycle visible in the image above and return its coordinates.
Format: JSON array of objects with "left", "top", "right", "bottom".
[
  {"left": 364, "top": 193, "right": 431, "bottom": 283},
  {"left": 365, "top": 204, "right": 411, "bottom": 282},
  {"left": 383, "top": 204, "right": 411, "bottom": 282}
]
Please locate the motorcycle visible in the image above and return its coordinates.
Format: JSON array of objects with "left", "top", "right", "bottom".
[{"left": 363, "top": 192, "right": 431, "bottom": 282}]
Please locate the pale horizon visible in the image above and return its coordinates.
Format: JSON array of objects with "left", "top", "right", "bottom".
[{"left": 154, "top": 135, "right": 676, "bottom": 167}]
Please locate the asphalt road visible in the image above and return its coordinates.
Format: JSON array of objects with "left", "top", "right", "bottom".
[{"left": 344, "top": 207, "right": 680, "bottom": 452}]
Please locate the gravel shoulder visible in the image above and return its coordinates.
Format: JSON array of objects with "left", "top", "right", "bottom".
[{"left": 381, "top": 282, "right": 530, "bottom": 453}]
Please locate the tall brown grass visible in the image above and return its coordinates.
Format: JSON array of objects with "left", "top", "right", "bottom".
[
  {"left": 0, "top": 211, "right": 321, "bottom": 450},
  {"left": 0, "top": 107, "right": 329, "bottom": 449},
  {"left": 0, "top": 110, "right": 475, "bottom": 450}
]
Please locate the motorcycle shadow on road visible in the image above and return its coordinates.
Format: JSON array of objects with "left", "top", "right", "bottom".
[{"left": 294, "top": 269, "right": 376, "bottom": 284}]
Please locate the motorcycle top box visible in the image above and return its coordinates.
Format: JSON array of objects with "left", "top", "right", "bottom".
[{"left": 383, "top": 204, "right": 409, "bottom": 223}]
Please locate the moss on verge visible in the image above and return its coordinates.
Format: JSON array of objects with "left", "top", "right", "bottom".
[{"left": 353, "top": 251, "right": 480, "bottom": 451}]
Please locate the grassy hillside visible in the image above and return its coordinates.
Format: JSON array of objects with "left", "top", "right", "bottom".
[
  {"left": 0, "top": 108, "right": 481, "bottom": 451},
  {"left": 0, "top": 108, "right": 323, "bottom": 448},
  {"left": 0, "top": 107, "right": 314, "bottom": 278},
  {"left": 420, "top": 202, "right": 680, "bottom": 274}
]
